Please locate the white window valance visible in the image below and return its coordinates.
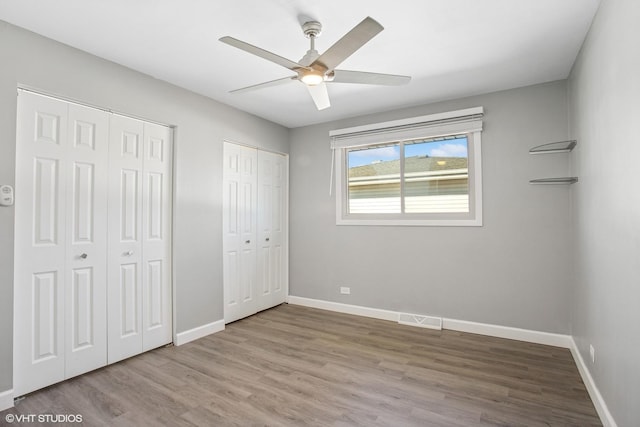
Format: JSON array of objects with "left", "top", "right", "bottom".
[{"left": 330, "top": 107, "right": 484, "bottom": 150}]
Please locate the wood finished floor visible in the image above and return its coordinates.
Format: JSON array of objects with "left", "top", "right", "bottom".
[{"left": 2, "top": 304, "right": 601, "bottom": 426}]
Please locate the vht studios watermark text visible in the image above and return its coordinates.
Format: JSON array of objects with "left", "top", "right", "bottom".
[{"left": 5, "top": 413, "right": 83, "bottom": 423}]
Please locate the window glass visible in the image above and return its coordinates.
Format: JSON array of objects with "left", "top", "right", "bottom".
[
  {"left": 347, "top": 144, "right": 401, "bottom": 214},
  {"left": 404, "top": 136, "right": 469, "bottom": 213}
]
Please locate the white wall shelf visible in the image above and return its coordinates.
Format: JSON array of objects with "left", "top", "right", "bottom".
[
  {"left": 530, "top": 177, "right": 579, "bottom": 184},
  {"left": 529, "top": 140, "right": 577, "bottom": 184},
  {"left": 529, "top": 140, "right": 576, "bottom": 154}
]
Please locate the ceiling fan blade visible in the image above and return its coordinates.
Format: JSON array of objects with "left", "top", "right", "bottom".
[
  {"left": 307, "top": 83, "right": 330, "bottom": 110},
  {"left": 330, "top": 70, "right": 411, "bottom": 86},
  {"left": 312, "top": 17, "right": 383, "bottom": 72},
  {"left": 220, "top": 36, "right": 310, "bottom": 71},
  {"left": 230, "top": 76, "right": 297, "bottom": 94}
]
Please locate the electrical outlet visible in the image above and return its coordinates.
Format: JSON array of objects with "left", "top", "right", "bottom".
[
  {"left": 589, "top": 344, "right": 595, "bottom": 363},
  {"left": 340, "top": 286, "right": 351, "bottom": 295}
]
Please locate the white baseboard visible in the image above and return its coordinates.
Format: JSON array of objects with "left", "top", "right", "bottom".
[
  {"left": 569, "top": 338, "right": 618, "bottom": 427},
  {"left": 288, "top": 295, "right": 572, "bottom": 348},
  {"left": 442, "top": 318, "right": 572, "bottom": 348},
  {"left": 287, "top": 296, "right": 397, "bottom": 322},
  {"left": 174, "top": 319, "right": 225, "bottom": 346},
  {"left": 0, "top": 389, "right": 13, "bottom": 411}
]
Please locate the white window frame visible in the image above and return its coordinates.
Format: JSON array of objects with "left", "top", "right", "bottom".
[{"left": 332, "top": 107, "right": 483, "bottom": 227}]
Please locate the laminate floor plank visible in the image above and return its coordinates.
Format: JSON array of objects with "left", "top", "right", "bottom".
[{"left": 2, "top": 304, "right": 601, "bottom": 426}]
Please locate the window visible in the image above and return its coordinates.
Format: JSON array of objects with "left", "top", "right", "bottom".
[
  {"left": 332, "top": 108, "right": 483, "bottom": 226},
  {"left": 347, "top": 135, "right": 470, "bottom": 214}
]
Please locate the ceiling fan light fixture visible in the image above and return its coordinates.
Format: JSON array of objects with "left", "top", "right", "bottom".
[{"left": 300, "top": 70, "right": 324, "bottom": 86}]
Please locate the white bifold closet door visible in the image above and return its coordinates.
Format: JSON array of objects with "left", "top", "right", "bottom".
[
  {"left": 222, "top": 142, "right": 288, "bottom": 323},
  {"left": 107, "top": 115, "right": 173, "bottom": 364},
  {"left": 13, "top": 91, "right": 172, "bottom": 397}
]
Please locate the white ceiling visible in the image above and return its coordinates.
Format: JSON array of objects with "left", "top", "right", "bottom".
[{"left": 0, "top": 0, "right": 599, "bottom": 128}]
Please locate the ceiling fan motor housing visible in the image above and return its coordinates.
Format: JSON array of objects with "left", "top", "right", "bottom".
[{"left": 299, "top": 49, "right": 320, "bottom": 67}]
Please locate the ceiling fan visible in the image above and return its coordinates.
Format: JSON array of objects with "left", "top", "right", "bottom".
[{"left": 219, "top": 16, "right": 411, "bottom": 110}]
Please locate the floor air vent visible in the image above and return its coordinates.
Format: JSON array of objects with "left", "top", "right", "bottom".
[{"left": 398, "top": 313, "right": 443, "bottom": 330}]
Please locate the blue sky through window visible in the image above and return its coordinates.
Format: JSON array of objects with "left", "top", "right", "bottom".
[{"left": 348, "top": 137, "right": 468, "bottom": 168}]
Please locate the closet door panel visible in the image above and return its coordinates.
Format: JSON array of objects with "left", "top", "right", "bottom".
[
  {"left": 64, "top": 103, "right": 109, "bottom": 378},
  {"left": 141, "top": 123, "right": 172, "bottom": 351},
  {"left": 256, "top": 152, "right": 273, "bottom": 310},
  {"left": 108, "top": 115, "right": 144, "bottom": 364},
  {"left": 271, "top": 155, "right": 287, "bottom": 304},
  {"left": 14, "top": 92, "right": 68, "bottom": 396},
  {"left": 223, "top": 142, "right": 257, "bottom": 323},
  {"left": 256, "top": 151, "right": 288, "bottom": 311}
]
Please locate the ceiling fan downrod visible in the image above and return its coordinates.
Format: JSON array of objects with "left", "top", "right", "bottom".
[{"left": 299, "top": 20, "right": 323, "bottom": 75}]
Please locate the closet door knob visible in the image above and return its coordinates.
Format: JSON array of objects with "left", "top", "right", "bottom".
[
  {"left": 245, "top": 240, "right": 251, "bottom": 244},
  {"left": 79, "top": 253, "right": 88, "bottom": 259},
  {"left": 125, "top": 251, "right": 134, "bottom": 256},
  {"left": 265, "top": 238, "right": 270, "bottom": 242}
]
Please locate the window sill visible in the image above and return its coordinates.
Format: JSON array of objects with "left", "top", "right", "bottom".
[{"left": 336, "top": 217, "right": 483, "bottom": 227}]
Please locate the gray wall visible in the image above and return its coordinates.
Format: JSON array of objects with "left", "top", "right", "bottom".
[
  {"left": 568, "top": 0, "right": 640, "bottom": 425},
  {"left": 289, "top": 81, "right": 573, "bottom": 334},
  {"left": 0, "top": 21, "right": 288, "bottom": 394}
]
